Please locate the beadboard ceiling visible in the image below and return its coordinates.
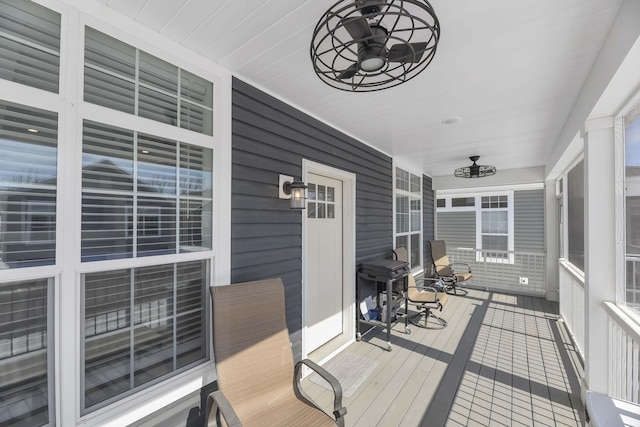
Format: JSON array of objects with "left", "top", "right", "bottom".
[{"left": 99, "top": 0, "right": 622, "bottom": 178}]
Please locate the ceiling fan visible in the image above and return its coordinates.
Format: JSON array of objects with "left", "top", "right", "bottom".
[
  {"left": 310, "top": 0, "right": 440, "bottom": 91},
  {"left": 454, "top": 156, "right": 497, "bottom": 178}
]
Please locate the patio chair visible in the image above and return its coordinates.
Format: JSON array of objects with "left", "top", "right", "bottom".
[
  {"left": 393, "top": 248, "right": 447, "bottom": 328},
  {"left": 428, "top": 240, "right": 472, "bottom": 295},
  {"left": 206, "top": 278, "right": 346, "bottom": 427}
]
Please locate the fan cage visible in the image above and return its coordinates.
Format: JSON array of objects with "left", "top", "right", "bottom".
[{"left": 310, "top": 0, "right": 440, "bottom": 92}]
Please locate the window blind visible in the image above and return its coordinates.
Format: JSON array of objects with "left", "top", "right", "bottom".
[
  {"left": 0, "top": 278, "right": 51, "bottom": 426},
  {"left": 83, "top": 261, "right": 207, "bottom": 411},
  {"left": 0, "top": 0, "right": 60, "bottom": 92},
  {"left": 0, "top": 101, "right": 57, "bottom": 269}
]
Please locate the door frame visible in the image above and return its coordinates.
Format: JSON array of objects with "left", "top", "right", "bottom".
[{"left": 302, "top": 160, "right": 356, "bottom": 361}]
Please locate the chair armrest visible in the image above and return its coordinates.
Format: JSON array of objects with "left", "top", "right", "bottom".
[
  {"left": 415, "top": 277, "right": 445, "bottom": 292},
  {"left": 294, "top": 359, "right": 347, "bottom": 426},
  {"left": 206, "top": 390, "right": 242, "bottom": 427}
]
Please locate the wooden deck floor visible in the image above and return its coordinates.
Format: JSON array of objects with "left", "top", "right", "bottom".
[{"left": 302, "top": 288, "right": 584, "bottom": 427}]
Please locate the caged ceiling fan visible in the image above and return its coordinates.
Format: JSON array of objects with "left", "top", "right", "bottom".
[
  {"left": 310, "top": 0, "right": 440, "bottom": 92},
  {"left": 454, "top": 156, "right": 497, "bottom": 178}
]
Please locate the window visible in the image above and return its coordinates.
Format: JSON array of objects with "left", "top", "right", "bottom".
[
  {"left": 452, "top": 197, "right": 475, "bottom": 207},
  {"left": 307, "top": 183, "right": 336, "bottom": 219},
  {"left": 567, "top": 160, "right": 584, "bottom": 271},
  {"left": 480, "top": 196, "right": 509, "bottom": 260},
  {"left": 80, "top": 121, "right": 213, "bottom": 261},
  {"left": 0, "top": 101, "right": 58, "bottom": 268},
  {"left": 0, "top": 3, "right": 60, "bottom": 425},
  {"left": 84, "top": 28, "right": 213, "bottom": 136},
  {"left": 395, "top": 167, "right": 422, "bottom": 269},
  {"left": 82, "top": 260, "right": 208, "bottom": 411},
  {"left": 624, "top": 101, "right": 640, "bottom": 310},
  {"left": 0, "top": 278, "right": 53, "bottom": 426},
  {"left": 0, "top": 0, "right": 60, "bottom": 93},
  {"left": 79, "top": 29, "right": 215, "bottom": 414},
  {"left": 436, "top": 192, "right": 514, "bottom": 262}
]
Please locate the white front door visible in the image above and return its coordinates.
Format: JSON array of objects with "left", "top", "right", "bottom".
[{"left": 306, "top": 173, "right": 343, "bottom": 352}]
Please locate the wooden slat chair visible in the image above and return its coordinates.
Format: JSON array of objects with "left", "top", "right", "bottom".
[
  {"left": 428, "top": 240, "right": 472, "bottom": 295},
  {"left": 393, "top": 248, "right": 448, "bottom": 328},
  {"left": 207, "top": 278, "right": 347, "bottom": 427}
]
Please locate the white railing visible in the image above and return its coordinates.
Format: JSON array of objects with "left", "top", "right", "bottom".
[
  {"left": 559, "top": 261, "right": 585, "bottom": 359},
  {"left": 605, "top": 302, "right": 640, "bottom": 403},
  {"left": 446, "top": 248, "right": 546, "bottom": 295}
]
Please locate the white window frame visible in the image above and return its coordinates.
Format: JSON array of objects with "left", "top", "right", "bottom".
[
  {"left": 615, "top": 90, "right": 640, "bottom": 311},
  {"left": 436, "top": 190, "right": 515, "bottom": 264},
  {"left": 476, "top": 193, "right": 514, "bottom": 263},
  {"left": 1, "top": 1, "right": 232, "bottom": 425},
  {"left": 393, "top": 165, "right": 423, "bottom": 272}
]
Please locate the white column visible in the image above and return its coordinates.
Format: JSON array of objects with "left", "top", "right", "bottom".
[
  {"left": 583, "top": 117, "right": 616, "bottom": 396},
  {"left": 544, "top": 180, "right": 559, "bottom": 301}
]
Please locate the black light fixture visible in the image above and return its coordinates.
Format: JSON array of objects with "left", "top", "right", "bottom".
[
  {"left": 310, "top": 0, "right": 440, "bottom": 92},
  {"left": 279, "top": 174, "right": 308, "bottom": 209},
  {"left": 454, "top": 156, "right": 497, "bottom": 178}
]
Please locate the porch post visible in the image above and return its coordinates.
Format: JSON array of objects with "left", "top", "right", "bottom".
[
  {"left": 582, "top": 117, "right": 616, "bottom": 396},
  {"left": 544, "top": 180, "right": 559, "bottom": 301}
]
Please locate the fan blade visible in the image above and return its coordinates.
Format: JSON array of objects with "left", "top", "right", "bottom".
[
  {"left": 343, "top": 16, "right": 373, "bottom": 41},
  {"left": 337, "top": 64, "right": 358, "bottom": 80},
  {"left": 388, "top": 42, "right": 428, "bottom": 63}
]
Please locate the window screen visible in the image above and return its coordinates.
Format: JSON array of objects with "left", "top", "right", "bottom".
[{"left": 567, "top": 160, "right": 585, "bottom": 271}]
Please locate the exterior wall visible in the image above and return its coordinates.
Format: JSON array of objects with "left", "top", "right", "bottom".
[
  {"left": 514, "top": 190, "right": 545, "bottom": 252},
  {"left": 436, "top": 189, "right": 546, "bottom": 294},
  {"left": 436, "top": 211, "right": 476, "bottom": 248},
  {"left": 231, "top": 78, "right": 393, "bottom": 358}
]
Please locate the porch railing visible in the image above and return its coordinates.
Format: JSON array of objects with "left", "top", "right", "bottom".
[
  {"left": 604, "top": 302, "right": 640, "bottom": 403},
  {"left": 559, "top": 261, "right": 585, "bottom": 359},
  {"left": 446, "top": 248, "right": 546, "bottom": 296}
]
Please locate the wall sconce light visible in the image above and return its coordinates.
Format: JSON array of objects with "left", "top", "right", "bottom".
[{"left": 279, "top": 174, "right": 308, "bottom": 210}]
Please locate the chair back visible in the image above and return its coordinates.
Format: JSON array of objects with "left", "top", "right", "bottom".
[
  {"left": 210, "top": 278, "right": 294, "bottom": 413},
  {"left": 393, "top": 247, "right": 408, "bottom": 264},
  {"left": 429, "top": 240, "right": 453, "bottom": 276},
  {"left": 393, "top": 247, "right": 418, "bottom": 299}
]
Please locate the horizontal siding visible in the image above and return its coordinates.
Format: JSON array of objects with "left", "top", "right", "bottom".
[
  {"left": 514, "top": 189, "right": 545, "bottom": 252},
  {"left": 231, "top": 78, "right": 393, "bottom": 358},
  {"left": 436, "top": 211, "right": 476, "bottom": 249}
]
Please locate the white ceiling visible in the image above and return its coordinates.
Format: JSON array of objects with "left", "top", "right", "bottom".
[{"left": 99, "top": 0, "right": 623, "bottom": 178}]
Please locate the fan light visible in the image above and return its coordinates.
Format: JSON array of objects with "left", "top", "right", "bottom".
[
  {"left": 454, "top": 156, "right": 497, "bottom": 178},
  {"left": 310, "top": 0, "right": 440, "bottom": 92}
]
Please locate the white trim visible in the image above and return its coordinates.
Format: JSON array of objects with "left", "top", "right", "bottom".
[
  {"left": 615, "top": 113, "right": 626, "bottom": 305},
  {"left": 393, "top": 163, "right": 423, "bottom": 272},
  {"left": 436, "top": 182, "right": 543, "bottom": 196},
  {"left": 0, "top": 1, "right": 232, "bottom": 425},
  {"left": 301, "top": 160, "right": 356, "bottom": 361}
]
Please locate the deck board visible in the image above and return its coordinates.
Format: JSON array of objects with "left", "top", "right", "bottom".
[{"left": 301, "top": 288, "right": 584, "bottom": 426}]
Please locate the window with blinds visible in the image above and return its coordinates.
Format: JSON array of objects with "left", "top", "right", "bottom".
[
  {"left": 394, "top": 167, "right": 422, "bottom": 269},
  {"left": 81, "top": 120, "right": 213, "bottom": 262},
  {"left": 480, "top": 196, "right": 509, "bottom": 259},
  {"left": 0, "top": 278, "right": 52, "bottom": 426},
  {"left": 0, "top": 0, "right": 60, "bottom": 93},
  {"left": 82, "top": 260, "right": 207, "bottom": 412},
  {"left": 84, "top": 28, "right": 213, "bottom": 135},
  {"left": 0, "top": 100, "right": 58, "bottom": 269}
]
